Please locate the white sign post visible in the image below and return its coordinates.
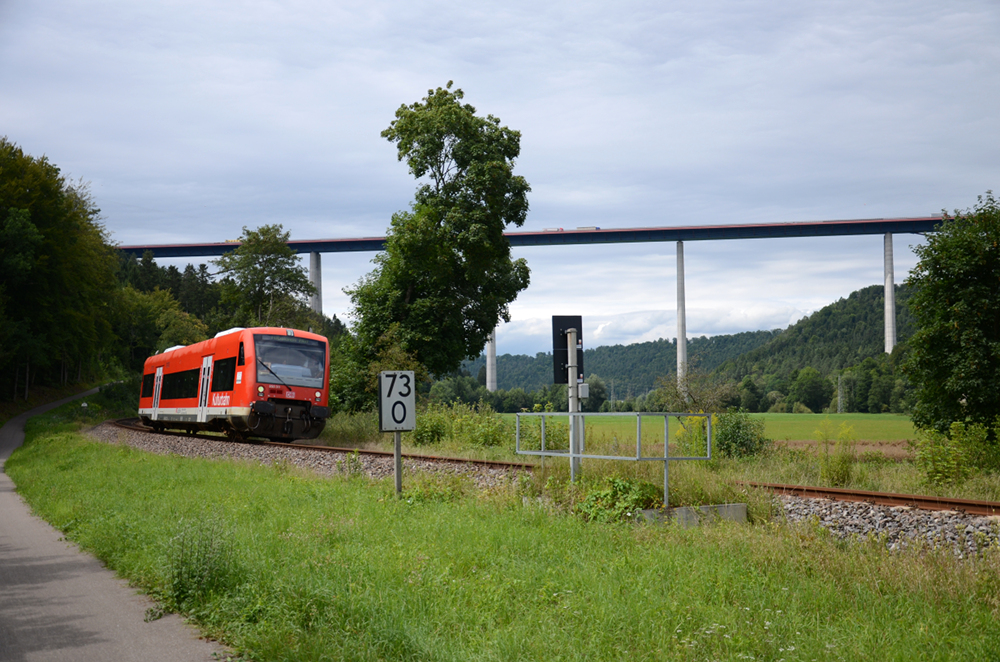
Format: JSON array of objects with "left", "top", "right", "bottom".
[{"left": 379, "top": 371, "right": 416, "bottom": 496}]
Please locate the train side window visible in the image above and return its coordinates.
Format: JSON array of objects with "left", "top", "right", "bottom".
[
  {"left": 238, "top": 342, "right": 245, "bottom": 366},
  {"left": 141, "top": 374, "right": 155, "bottom": 398},
  {"left": 160, "top": 368, "right": 200, "bottom": 400},
  {"left": 211, "top": 357, "right": 238, "bottom": 392}
]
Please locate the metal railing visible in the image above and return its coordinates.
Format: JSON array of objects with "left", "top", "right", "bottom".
[{"left": 515, "top": 411, "right": 712, "bottom": 507}]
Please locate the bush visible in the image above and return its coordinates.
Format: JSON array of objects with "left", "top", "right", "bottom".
[
  {"left": 412, "top": 404, "right": 450, "bottom": 446},
  {"left": 816, "top": 420, "right": 856, "bottom": 487},
  {"left": 94, "top": 377, "right": 141, "bottom": 416},
  {"left": 576, "top": 477, "right": 661, "bottom": 523},
  {"left": 713, "top": 409, "right": 771, "bottom": 458},
  {"left": 411, "top": 401, "right": 515, "bottom": 448},
  {"left": 673, "top": 415, "right": 708, "bottom": 456},
  {"left": 516, "top": 414, "right": 569, "bottom": 451},
  {"left": 913, "top": 421, "right": 990, "bottom": 487},
  {"left": 322, "top": 411, "right": 382, "bottom": 447}
]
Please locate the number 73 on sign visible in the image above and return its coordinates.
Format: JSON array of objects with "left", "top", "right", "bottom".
[{"left": 378, "top": 371, "right": 416, "bottom": 432}]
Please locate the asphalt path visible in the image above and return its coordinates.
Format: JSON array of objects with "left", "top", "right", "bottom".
[{"left": 0, "top": 389, "right": 228, "bottom": 662}]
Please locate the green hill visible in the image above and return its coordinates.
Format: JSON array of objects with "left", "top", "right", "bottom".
[
  {"left": 465, "top": 284, "right": 909, "bottom": 395},
  {"left": 715, "top": 284, "right": 914, "bottom": 383},
  {"left": 465, "top": 330, "right": 777, "bottom": 395}
]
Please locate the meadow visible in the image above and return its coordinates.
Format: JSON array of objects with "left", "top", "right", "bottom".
[{"left": 7, "top": 399, "right": 1000, "bottom": 661}]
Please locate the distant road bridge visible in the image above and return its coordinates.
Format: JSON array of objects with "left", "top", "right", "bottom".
[{"left": 120, "top": 215, "right": 942, "bottom": 390}]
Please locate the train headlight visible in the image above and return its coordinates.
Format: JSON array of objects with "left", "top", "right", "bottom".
[
  {"left": 257, "top": 386, "right": 264, "bottom": 395},
  {"left": 315, "top": 391, "right": 322, "bottom": 400}
]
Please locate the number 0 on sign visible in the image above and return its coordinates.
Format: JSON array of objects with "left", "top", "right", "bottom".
[{"left": 378, "top": 371, "right": 416, "bottom": 432}]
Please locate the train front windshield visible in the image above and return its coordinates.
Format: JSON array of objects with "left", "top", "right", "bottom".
[{"left": 254, "top": 334, "right": 327, "bottom": 389}]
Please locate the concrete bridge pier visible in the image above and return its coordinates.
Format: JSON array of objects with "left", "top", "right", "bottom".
[
  {"left": 486, "top": 330, "right": 497, "bottom": 392},
  {"left": 884, "top": 233, "right": 895, "bottom": 353},
  {"left": 677, "top": 240, "right": 687, "bottom": 388},
  {"left": 309, "top": 252, "right": 323, "bottom": 315}
]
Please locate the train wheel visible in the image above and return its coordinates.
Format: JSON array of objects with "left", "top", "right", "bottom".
[{"left": 226, "top": 429, "right": 246, "bottom": 443}]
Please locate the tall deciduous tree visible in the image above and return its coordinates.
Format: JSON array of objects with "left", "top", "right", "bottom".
[
  {"left": 213, "top": 224, "right": 315, "bottom": 328},
  {"left": 0, "top": 137, "right": 118, "bottom": 394},
  {"left": 348, "top": 82, "right": 531, "bottom": 376},
  {"left": 905, "top": 192, "right": 1000, "bottom": 440}
]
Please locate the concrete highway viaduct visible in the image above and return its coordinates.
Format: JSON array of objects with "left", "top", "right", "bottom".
[{"left": 120, "top": 216, "right": 941, "bottom": 391}]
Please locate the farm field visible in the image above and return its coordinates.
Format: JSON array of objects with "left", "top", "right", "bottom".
[{"left": 7, "top": 402, "right": 1000, "bottom": 661}]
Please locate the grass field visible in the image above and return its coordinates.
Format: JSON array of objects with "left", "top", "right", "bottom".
[
  {"left": 8, "top": 404, "right": 1000, "bottom": 661},
  {"left": 509, "top": 412, "right": 916, "bottom": 443},
  {"left": 758, "top": 413, "right": 916, "bottom": 441}
]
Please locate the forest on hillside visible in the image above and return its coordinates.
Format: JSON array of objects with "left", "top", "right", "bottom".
[
  {"left": 464, "top": 329, "right": 779, "bottom": 395},
  {"left": 456, "top": 284, "right": 914, "bottom": 414}
]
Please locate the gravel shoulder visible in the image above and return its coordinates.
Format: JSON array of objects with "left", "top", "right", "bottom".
[{"left": 86, "top": 422, "right": 526, "bottom": 490}]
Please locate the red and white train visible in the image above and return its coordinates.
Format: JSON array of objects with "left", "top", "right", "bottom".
[{"left": 138, "top": 327, "right": 330, "bottom": 442}]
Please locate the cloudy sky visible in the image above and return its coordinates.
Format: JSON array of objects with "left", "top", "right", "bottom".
[{"left": 2, "top": 0, "right": 998, "bottom": 355}]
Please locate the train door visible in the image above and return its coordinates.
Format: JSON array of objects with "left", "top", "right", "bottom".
[
  {"left": 151, "top": 366, "right": 163, "bottom": 421},
  {"left": 197, "top": 355, "right": 213, "bottom": 423}
]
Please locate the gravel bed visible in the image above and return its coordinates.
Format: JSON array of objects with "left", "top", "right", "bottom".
[
  {"left": 780, "top": 494, "right": 1000, "bottom": 556},
  {"left": 86, "top": 422, "right": 526, "bottom": 490}
]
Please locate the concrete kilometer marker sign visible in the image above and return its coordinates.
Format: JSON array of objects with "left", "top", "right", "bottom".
[
  {"left": 379, "top": 370, "right": 415, "bottom": 497},
  {"left": 378, "top": 371, "right": 415, "bottom": 432}
]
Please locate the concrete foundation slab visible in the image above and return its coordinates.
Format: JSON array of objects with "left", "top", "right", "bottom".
[{"left": 640, "top": 503, "right": 748, "bottom": 528}]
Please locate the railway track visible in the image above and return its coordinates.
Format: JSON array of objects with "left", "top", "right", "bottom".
[
  {"left": 741, "top": 481, "right": 1000, "bottom": 517},
  {"left": 112, "top": 418, "right": 535, "bottom": 471},
  {"left": 111, "top": 420, "right": 1000, "bottom": 516}
]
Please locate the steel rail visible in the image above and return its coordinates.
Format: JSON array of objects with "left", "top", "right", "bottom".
[
  {"left": 111, "top": 418, "right": 535, "bottom": 471},
  {"left": 741, "top": 481, "right": 1000, "bottom": 517}
]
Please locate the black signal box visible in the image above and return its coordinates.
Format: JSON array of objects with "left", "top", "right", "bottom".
[{"left": 552, "top": 315, "right": 584, "bottom": 384}]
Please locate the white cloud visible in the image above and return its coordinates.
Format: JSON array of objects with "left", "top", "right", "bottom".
[{"left": 1, "top": 0, "right": 996, "bottom": 357}]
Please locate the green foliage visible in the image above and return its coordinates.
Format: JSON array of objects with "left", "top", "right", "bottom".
[
  {"left": 11, "top": 417, "right": 1000, "bottom": 659},
  {"left": 349, "top": 83, "right": 531, "bottom": 376},
  {"left": 0, "top": 137, "right": 119, "bottom": 394},
  {"left": 213, "top": 224, "right": 316, "bottom": 328},
  {"left": 905, "top": 191, "right": 1000, "bottom": 442},
  {"left": 412, "top": 403, "right": 450, "bottom": 446},
  {"left": 788, "top": 366, "right": 833, "bottom": 412},
  {"left": 714, "top": 409, "right": 771, "bottom": 458},
  {"left": 718, "top": 284, "right": 916, "bottom": 384},
  {"left": 576, "top": 477, "right": 661, "bottom": 523},
  {"left": 411, "top": 401, "right": 514, "bottom": 448},
  {"left": 321, "top": 410, "right": 382, "bottom": 447},
  {"left": 405, "top": 474, "right": 472, "bottom": 503},
  {"left": 913, "top": 424, "right": 976, "bottom": 487},
  {"left": 464, "top": 331, "right": 778, "bottom": 396},
  {"left": 673, "top": 415, "right": 709, "bottom": 456},
  {"left": 815, "top": 419, "right": 857, "bottom": 487},
  {"left": 164, "top": 518, "right": 246, "bottom": 612},
  {"left": 912, "top": 420, "right": 1000, "bottom": 487}
]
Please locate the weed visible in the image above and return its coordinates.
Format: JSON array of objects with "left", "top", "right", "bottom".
[
  {"left": 714, "top": 409, "right": 772, "bottom": 458},
  {"left": 576, "top": 477, "right": 661, "bottom": 523},
  {"left": 913, "top": 422, "right": 982, "bottom": 486},
  {"left": 405, "top": 473, "right": 472, "bottom": 503},
  {"left": 336, "top": 450, "right": 365, "bottom": 477},
  {"left": 164, "top": 518, "right": 245, "bottom": 611},
  {"left": 817, "top": 419, "right": 857, "bottom": 487}
]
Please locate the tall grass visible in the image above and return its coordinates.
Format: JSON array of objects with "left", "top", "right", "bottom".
[{"left": 7, "top": 423, "right": 1000, "bottom": 661}]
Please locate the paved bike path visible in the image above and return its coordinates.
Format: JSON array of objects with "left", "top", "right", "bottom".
[{"left": 0, "top": 390, "right": 228, "bottom": 662}]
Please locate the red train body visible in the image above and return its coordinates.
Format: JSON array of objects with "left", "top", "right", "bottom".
[{"left": 138, "top": 327, "right": 330, "bottom": 441}]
